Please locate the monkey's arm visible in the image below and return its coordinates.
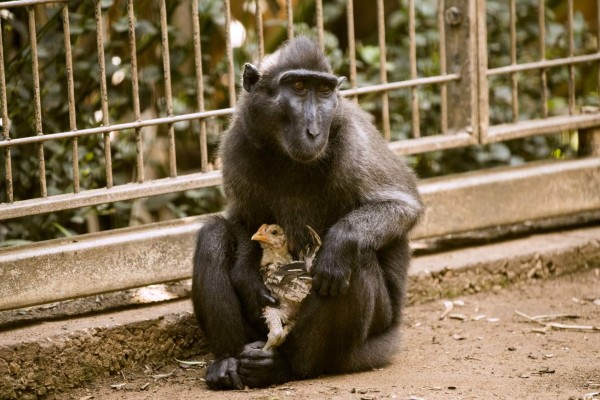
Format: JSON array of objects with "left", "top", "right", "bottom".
[
  {"left": 229, "top": 223, "right": 280, "bottom": 315},
  {"left": 312, "top": 197, "right": 422, "bottom": 297}
]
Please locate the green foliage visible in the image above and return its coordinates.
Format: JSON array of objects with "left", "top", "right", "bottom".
[
  {"left": 0, "top": 0, "right": 597, "bottom": 244},
  {"left": 0, "top": 0, "right": 227, "bottom": 243},
  {"left": 317, "top": 0, "right": 592, "bottom": 177}
]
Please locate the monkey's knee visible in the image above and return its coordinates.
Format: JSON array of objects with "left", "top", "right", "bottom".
[
  {"left": 193, "top": 217, "right": 235, "bottom": 272},
  {"left": 196, "top": 216, "right": 231, "bottom": 249}
]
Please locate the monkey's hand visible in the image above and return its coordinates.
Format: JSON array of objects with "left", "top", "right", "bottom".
[
  {"left": 204, "top": 357, "right": 243, "bottom": 390},
  {"left": 311, "top": 229, "right": 358, "bottom": 296},
  {"left": 231, "top": 260, "right": 279, "bottom": 320},
  {"left": 258, "top": 284, "right": 280, "bottom": 308},
  {"left": 239, "top": 341, "right": 292, "bottom": 388}
]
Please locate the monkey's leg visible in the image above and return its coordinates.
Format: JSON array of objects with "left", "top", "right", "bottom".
[
  {"left": 192, "top": 216, "right": 264, "bottom": 390},
  {"left": 238, "top": 304, "right": 296, "bottom": 387},
  {"left": 286, "top": 238, "right": 409, "bottom": 377}
]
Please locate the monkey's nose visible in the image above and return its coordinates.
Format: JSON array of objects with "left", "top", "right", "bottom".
[{"left": 307, "top": 125, "right": 320, "bottom": 137}]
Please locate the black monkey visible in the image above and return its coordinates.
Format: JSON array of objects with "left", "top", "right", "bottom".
[{"left": 192, "top": 36, "right": 423, "bottom": 390}]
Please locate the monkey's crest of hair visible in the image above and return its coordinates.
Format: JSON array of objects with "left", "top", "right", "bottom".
[{"left": 259, "top": 36, "right": 332, "bottom": 79}]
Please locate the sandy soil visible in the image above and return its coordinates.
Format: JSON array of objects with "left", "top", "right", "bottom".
[{"left": 67, "top": 268, "right": 600, "bottom": 400}]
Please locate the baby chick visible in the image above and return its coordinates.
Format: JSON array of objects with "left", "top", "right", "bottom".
[{"left": 251, "top": 224, "right": 321, "bottom": 350}]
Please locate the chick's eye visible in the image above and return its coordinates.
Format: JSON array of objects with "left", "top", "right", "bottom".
[
  {"left": 293, "top": 81, "right": 305, "bottom": 91},
  {"left": 318, "top": 84, "right": 331, "bottom": 94},
  {"left": 271, "top": 228, "right": 280, "bottom": 235}
]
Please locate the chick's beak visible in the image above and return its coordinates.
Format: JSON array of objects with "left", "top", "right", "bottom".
[
  {"left": 251, "top": 224, "right": 269, "bottom": 243},
  {"left": 251, "top": 232, "right": 268, "bottom": 243}
]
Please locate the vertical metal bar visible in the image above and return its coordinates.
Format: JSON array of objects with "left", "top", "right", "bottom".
[
  {"left": 408, "top": 0, "right": 420, "bottom": 138},
  {"left": 509, "top": 0, "right": 518, "bottom": 122},
  {"left": 224, "top": 0, "right": 236, "bottom": 107},
  {"left": 94, "top": 0, "right": 113, "bottom": 188},
  {"left": 576, "top": 0, "right": 600, "bottom": 156},
  {"left": 445, "top": 0, "right": 479, "bottom": 140},
  {"left": 61, "top": 4, "right": 79, "bottom": 194},
  {"left": 376, "top": 0, "right": 390, "bottom": 141},
  {"left": 538, "top": 0, "right": 548, "bottom": 118},
  {"left": 28, "top": 7, "right": 47, "bottom": 197},
  {"left": 255, "top": 0, "right": 264, "bottom": 62},
  {"left": 286, "top": 0, "right": 293, "bottom": 40},
  {"left": 0, "top": 19, "right": 13, "bottom": 203},
  {"left": 579, "top": 112, "right": 600, "bottom": 156},
  {"left": 346, "top": 0, "right": 357, "bottom": 102},
  {"left": 127, "top": 0, "right": 144, "bottom": 183},
  {"left": 476, "top": 0, "right": 488, "bottom": 142},
  {"left": 567, "top": 0, "right": 575, "bottom": 115},
  {"left": 160, "top": 0, "right": 176, "bottom": 178},
  {"left": 192, "top": 0, "right": 208, "bottom": 172},
  {"left": 438, "top": 0, "right": 448, "bottom": 134},
  {"left": 316, "top": 0, "right": 324, "bottom": 50}
]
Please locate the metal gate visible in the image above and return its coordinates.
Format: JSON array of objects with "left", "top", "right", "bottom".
[{"left": 1, "top": 0, "right": 599, "bottom": 311}]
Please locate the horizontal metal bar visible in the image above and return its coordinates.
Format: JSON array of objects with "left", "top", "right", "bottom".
[
  {"left": 486, "top": 113, "right": 600, "bottom": 143},
  {"left": 340, "top": 74, "right": 460, "bottom": 97},
  {"left": 7, "top": 118, "right": 598, "bottom": 219},
  {"left": 388, "top": 132, "right": 476, "bottom": 155},
  {"left": 0, "top": 133, "right": 474, "bottom": 219},
  {"left": 0, "top": 108, "right": 234, "bottom": 149},
  {"left": 2, "top": 158, "right": 599, "bottom": 311},
  {"left": 0, "top": 171, "right": 222, "bottom": 220},
  {"left": 487, "top": 53, "right": 600, "bottom": 76},
  {"left": 1, "top": 73, "right": 459, "bottom": 150},
  {"left": 0, "top": 0, "right": 68, "bottom": 9}
]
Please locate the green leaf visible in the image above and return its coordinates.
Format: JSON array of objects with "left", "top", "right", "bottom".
[
  {"left": 357, "top": 45, "right": 380, "bottom": 67},
  {"left": 0, "top": 240, "right": 33, "bottom": 248},
  {"left": 52, "top": 222, "right": 74, "bottom": 238}
]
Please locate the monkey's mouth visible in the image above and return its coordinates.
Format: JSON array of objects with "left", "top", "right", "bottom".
[{"left": 285, "top": 140, "right": 328, "bottom": 163}]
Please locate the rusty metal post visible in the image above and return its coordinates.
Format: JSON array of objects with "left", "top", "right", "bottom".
[
  {"left": 578, "top": 129, "right": 600, "bottom": 157},
  {"left": 127, "top": 0, "right": 144, "bottom": 183},
  {"left": 224, "top": 0, "right": 236, "bottom": 107},
  {"left": 94, "top": 0, "right": 113, "bottom": 188},
  {"left": 346, "top": 0, "right": 357, "bottom": 103},
  {"left": 578, "top": 0, "right": 600, "bottom": 159},
  {"left": 443, "top": 0, "right": 479, "bottom": 139},
  {"left": 0, "top": 18, "right": 13, "bottom": 203},
  {"left": 579, "top": 109, "right": 600, "bottom": 157}
]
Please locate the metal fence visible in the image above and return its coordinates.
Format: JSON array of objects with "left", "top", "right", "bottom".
[{"left": 0, "top": 0, "right": 599, "bottom": 311}]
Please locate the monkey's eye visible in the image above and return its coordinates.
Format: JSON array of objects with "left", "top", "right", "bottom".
[
  {"left": 318, "top": 84, "right": 332, "bottom": 94},
  {"left": 292, "top": 81, "right": 306, "bottom": 92}
]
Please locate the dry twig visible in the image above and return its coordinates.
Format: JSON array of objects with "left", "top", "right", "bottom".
[
  {"left": 514, "top": 310, "right": 600, "bottom": 332},
  {"left": 439, "top": 300, "right": 454, "bottom": 320}
]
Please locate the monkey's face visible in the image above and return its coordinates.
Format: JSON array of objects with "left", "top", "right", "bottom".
[{"left": 276, "top": 70, "right": 342, "bottom": 163}]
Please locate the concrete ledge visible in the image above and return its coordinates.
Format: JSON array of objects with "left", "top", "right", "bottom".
[
  {"left": 0, "top": 225, "right": 599, "bottom": 399},
  {"left": 2, "top": 158, "right": 600, "bottom": 312},
  {"left": 0, "top": 303, "right": 207, "bottom": 400},
  {"left": 408, "top": 225, "right": 600, "bottom": 303}
]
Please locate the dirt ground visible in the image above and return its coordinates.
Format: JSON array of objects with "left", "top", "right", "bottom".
[{"left": 67, "top": 268, "right": 600, "bottom": 400}]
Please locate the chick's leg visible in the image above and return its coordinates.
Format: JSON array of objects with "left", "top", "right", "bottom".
[{"left": 262, "top": 306, "right": 287, "bottom": 351}]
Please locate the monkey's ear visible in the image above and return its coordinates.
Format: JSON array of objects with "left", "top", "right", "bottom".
[
  {"left": 336, "top": 76, "right": 346, "bottom": 88},
  {"left": 243, "top": 63, "right": 261, "bottom": 92}
]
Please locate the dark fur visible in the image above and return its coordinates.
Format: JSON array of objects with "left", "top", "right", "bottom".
[{"left": 192, "top": 36, "right": 423, "bottom": 389}]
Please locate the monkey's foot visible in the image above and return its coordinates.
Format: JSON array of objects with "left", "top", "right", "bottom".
[
  {"left": 239, "top": 341, "right": 292, "bottom": 388},
  {"left": 204, "top": 357, "right": 243, "bottom": 390}
]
